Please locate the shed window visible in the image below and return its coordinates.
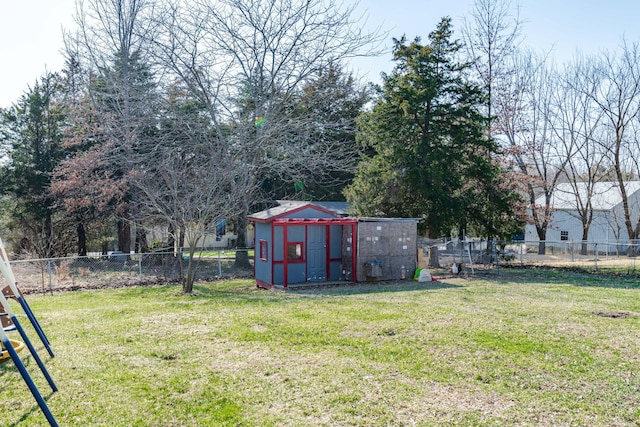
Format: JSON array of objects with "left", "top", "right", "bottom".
[
  {"left": 560, "top": 231, "right": 569, "bottom": 241},
  {"left": 287, "top": 242, "right": 304, "bottom": 261},
  {"left": 259, "top": 239, "right": 268, "bottom": 261}
]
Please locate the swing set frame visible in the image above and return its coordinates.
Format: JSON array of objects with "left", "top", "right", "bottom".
[{"left": 0, "top": 237, "right": 59, "bottom": 427}]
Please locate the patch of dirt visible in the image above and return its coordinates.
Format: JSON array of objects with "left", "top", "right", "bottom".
[{"left": 593, "top": 311, "right": 635, "bottom": 319}]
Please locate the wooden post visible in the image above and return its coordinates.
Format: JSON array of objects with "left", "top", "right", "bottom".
[{"left": 428, "top": 245, "right": 441, "bottom": 268}]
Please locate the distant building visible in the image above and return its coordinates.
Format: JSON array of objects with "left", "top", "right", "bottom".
[{"left": 525, "top": 181, "right": 640, "bottom": 249}]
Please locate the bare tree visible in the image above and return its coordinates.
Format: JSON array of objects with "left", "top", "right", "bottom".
[
  {"left": 60, "top": 0, "right": 159, "bottom": 254},
  {"left": 553, "top": 55, "right": 609, "bottom": 254},
  {"left": 150, "top": 0, "right": 381, "bottom": 267},
  {"left": 586, "top": 41, "right": 640, "bottom": 252},
  {"left": 462, "top": 0, "right": 522, "bottom": 137},
  {"left": 498, "top": 52, "right": 573, "bottom": 254},
  {"left": 129, "top": 86, "right": 240, "bottom": 293}
]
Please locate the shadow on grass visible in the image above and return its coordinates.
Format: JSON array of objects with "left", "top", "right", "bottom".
[
  {"left": 190, "top": 278, "right": 463, "bottom": 298},
  {"left": 1, "top": 356, "right": 56, "bottom": 427},
  {"left": 7, "top": 391, "right": 56, "bottom": 427},
  {"left": 289, "top": 279, "right": 464, "bottom": 296}
]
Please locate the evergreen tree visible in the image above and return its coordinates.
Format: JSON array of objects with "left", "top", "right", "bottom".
[
  {"left": 261, "top": 65, "right": 370, "bottom": 201},
  {"left": 0, "top": 73, "right": 74, "bottom": 256},
  {"left": 345, "top": 18, "right": 521, "bottom": 238},
  {"left": 52, "top": 50, "right": 158, "bottom": 254}
]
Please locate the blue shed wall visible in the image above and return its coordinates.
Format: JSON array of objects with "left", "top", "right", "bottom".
[
  {"left": 330, "top": 225, "right": 342, "bottom": 258},
  {"left": 251, "top": 204, "right": 348, "bottom": 287},
  {"left": 267, "top": 223, "right": 346, "bottom": 286},
  {"left": 254, "top": 222, "right": 272, "bottom": 285},
  {"left": 272, "top": 226, "right": 284, "bottom": 285},
  {"left": 274, "top": 226, "right": 284, "bottom": 261},
  {"left": 282, "top": 225, "right": 305, "bottom": 285}
]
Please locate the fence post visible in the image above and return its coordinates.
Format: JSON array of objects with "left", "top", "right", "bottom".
[
  {"left": 467, "top": 240, "right": 475, "bottom": 274},
  {"left": 570, "top": 241, "right": 574, "bottom": 262},
  {"left": 520, "top": 242, "right": 524, "bottom": 267},
  {"left": 217, "top": 250, "right": 222, "bottom": 277},
  {"left": 138, "top": 255, "right": 143, "bottom": 283},
  {"left": 47, "top": 259, "right": 53, "bottom": 295}
]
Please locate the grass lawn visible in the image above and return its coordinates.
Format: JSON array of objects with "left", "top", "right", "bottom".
[
  {"left": 186, "top": 249, "right": 255, "bottom": 258},
  {"left": 2, "top": 268, "right": 640, "bottom": 426}
]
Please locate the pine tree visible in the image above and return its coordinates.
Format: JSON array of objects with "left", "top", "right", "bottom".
[
  {"left": 346, "top": 18, "right": 521, "bottom": 238},
  {"left": 0, "top": 73, "right": 73, "bottom": 256}
]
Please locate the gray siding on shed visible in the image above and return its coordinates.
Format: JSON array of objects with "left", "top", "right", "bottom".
[{"left": 356, "top": 221, "right": 418, "bottom": 282}]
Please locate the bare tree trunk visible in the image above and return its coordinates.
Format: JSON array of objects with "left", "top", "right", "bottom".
[
  {"left": 183, "top": 246, "right": 195, "bottom": 294},
  {"left": 45, "top": 212, "right": 54, "bottom": 258},
  {"left": 135, "top": 226, "right": 148, "bottom": 253},
  {"left": 178, "top": 225, "right": 185, "bottom": 250},
  {"left": 537, "top": 227, "right": 547, "bottom": 255},
  {"left": 117, "top": 218, "right": 131, "bottom": 255},
  {"left": 537, "top": 240, "right": 546, "bottom": 255},
  {"left": 77, "top": 219, "right": 87, "bottom": 256},
  {"left": 234, "top": 213, "right": 251, "bottom": 269}
]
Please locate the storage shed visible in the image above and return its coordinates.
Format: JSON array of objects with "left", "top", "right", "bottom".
[{"left": 249, "top": 201, "right": 418, "bottom": 289}]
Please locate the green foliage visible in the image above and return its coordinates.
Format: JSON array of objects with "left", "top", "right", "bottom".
[
  {"left": 0, "top": 72, "right": 74, "bottom": 256},
  {"left": 53, "top": 50, "right": 160, "bottom": 255},
  {"left": 292, "top": 65, "right": 371, "bottom": 200},
  {"left": 258, "top": 64, "right": 370, "bottom": 202},
  {"left": 346, "top": 18, "right": 521, "bottom": 238}
]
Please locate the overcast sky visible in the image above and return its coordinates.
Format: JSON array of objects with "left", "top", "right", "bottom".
[{"left": 2, "top": 0, "right": 640, "bottom": 108}]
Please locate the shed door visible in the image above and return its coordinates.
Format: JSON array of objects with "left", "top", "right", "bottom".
[
  {"left": 342, "top": 225, "right": 354, "bottom": 281},
  {"left": 307, "top": 226, "right": 327, "bottom": 281}
]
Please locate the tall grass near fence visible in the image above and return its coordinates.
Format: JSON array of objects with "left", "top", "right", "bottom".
[
  {"left": 2, "top": 269, "right": 639, "bottom": 426},
  {"left": 430, "top": 239, "right": 640, "bottom": 275},
  {"left": 8, "top": 239, "right": 640, "bottom": 295},
  {"left": 9, "top": 249, "right": 254, "bottom": 293}
]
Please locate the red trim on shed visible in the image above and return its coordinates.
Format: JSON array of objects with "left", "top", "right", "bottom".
[
  {"left": 248, "top": 203, "right": 338, "bottom": 223},
  {"left": 275, "top": 218, "right": 359, "bottom": 288}
]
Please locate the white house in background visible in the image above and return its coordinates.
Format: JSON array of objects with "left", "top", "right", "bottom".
[{"left": 524, "top": 181, "right": 640, "bottom": 249}]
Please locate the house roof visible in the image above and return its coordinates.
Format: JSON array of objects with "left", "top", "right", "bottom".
[
  {"left": 539, "top": 181, "right": 640, "bottom": 211},
  {"left": 249, "top": 200, "right": 420, "bottom": 223},
  {"left": 248, "top": 201, "right": 346, "bottom": 222},
  {"left": 275, "top": 200, "right": 350, "bottom": 216}
]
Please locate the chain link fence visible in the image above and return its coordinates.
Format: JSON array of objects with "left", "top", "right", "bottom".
[
  {"left": 7, "top": 249, "right": 254, "bottom": 294},
  {"left": 424, "top": 239, "right": 640, "bottom": 274},
  {"left": 7, "top": 240, "right": 639, "bottom": 294}
]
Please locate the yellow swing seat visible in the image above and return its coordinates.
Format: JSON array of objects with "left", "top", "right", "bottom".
[{"left": 0, "top": 339, "right": 26, "bottom": 363}]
